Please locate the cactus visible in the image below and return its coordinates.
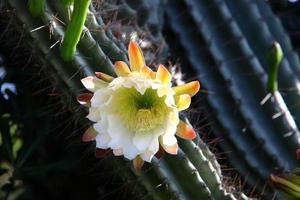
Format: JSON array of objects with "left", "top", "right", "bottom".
[
  {"left": 165, "top": 0, "right": 300, "bottom": 197},
  {"left": 1, "top": 0, "right": 251, "bottom": 199}
]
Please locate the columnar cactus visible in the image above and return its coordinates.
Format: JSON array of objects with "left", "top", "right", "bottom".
[
  {"left": 2, "top": 0, "right": 250, "bottom": 199},
  {"left": 6, "top": 0, "right": 299, "bottom": 199},
  {"left": 165, "top": 0, "right": 300, "bottom": 197}
]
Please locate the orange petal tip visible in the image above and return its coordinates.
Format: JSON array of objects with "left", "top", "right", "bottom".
[
  {"left": 175, "top": 94, "right": 191, "bottom": 111},
  {"left": 141, "top": 66, "right": 155, "bottom": 79},
  {"left": 173, "top": 81, "right": 200, "bottom": 96},
  {"left": 162, "top": 143, "right": 178, "bottom": 155},
  {"left": 176, "top": 121, "right": 196, "bottom": 140},
  {"left": 156, "top": 64, "right": 171, "bottom": 84},
  {"left": 114, "top": 61, "right": 131, "bottom": 76},
  {"left": 128, "top": 41, "right": 145, "bottom": 71}
]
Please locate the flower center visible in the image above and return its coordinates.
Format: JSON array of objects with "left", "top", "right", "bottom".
[
  {"left": 136, "top": 109, "right": 152, "bottom": 132},
  {"left": 110, "top": 86, "right": 171, "bottom": 134}
]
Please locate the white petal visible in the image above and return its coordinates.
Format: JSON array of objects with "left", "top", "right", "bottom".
[
  {"left": 91, "top": 89, "right": 112, "bottom": 107},
  {"left": 140, "top": 151, "right": 155, "bottom": 162},
  {"left": 113, "top": 148, "right": 123, "bottom": 156},
  {"left": 81, "top": 76, "right": 107, "bottom": 92},
  {"left": 160, "top": 113, "right": 179, "bottom": 146},
  {"left": 95, "top": 133, "right": 111, "bottom": 149},
  {"left": 94, "top": 119, "right": 111, "bottom": 149},
  {"left": 122, "top": 142, "right": 140, "bottom": 160},
  {"left": 107, "top": 115, "right": 125, "bottom": 149},
  {"left": 133, "top": 133, "right": 156, "bottom": 152},
  {"left": 140, "top": 134, "right": 160, "bottom": 162},
  {"left": 87, "top": 107, "right": 101, "bottom": 122}
]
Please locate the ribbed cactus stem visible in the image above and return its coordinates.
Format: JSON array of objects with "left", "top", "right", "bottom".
[
  {"left": 4, "top": 0, "right": 252, "bottom": 199},
  {"left": 60, "top": 0, "right": 91, "bottom": 61},
  {"left": 28, "top": 0, "right": 45, "bottom": 17},
  {"left": 267, "top": 42, "right": 283, "bottom": 93}
]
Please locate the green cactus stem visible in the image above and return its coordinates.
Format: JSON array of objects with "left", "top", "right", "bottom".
[
  {"left": 3, "top": 0, "right": 251, "bottom": 199},
  {"left": 267, "top": 42, "right": 283, "bottom": 93},
  {"left": 28, "top": 0, "right": 45, "bottom": 17},
  {"left": 60, "top": 0, "right": 91, "bottom": 61},
  {"left": 60, "top": 0, "right": 74, "bottom": 7}
]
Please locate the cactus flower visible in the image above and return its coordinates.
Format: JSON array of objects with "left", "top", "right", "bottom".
[{"left": 78, "top": 41, "right": 200, "bottom": 169}]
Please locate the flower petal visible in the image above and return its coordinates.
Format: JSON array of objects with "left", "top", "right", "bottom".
[
  {"left": 77, "top": 93, "right": 93, "bottom": 107},
  {"left": 81, "top": 76, "right": 108, "bottom": 92},
  {"left": 134, "top": 131, "right": 160, "bottom": 162},
  {"left": 113, "top": 148, "right": 123, "bottom": 156},
  {"left": 133, "top": 131, "right": 160, "bottom": 152},
  {"left": 128, "top": 41, "right": 145, "bottom": 71},
  {"left": 172, "top": 81, "right": 200, "bottom": 96},
  {"left": 94, "top": 118, "right": 112, "bottom": 149},
  {"left": 95, "top": 148, "right": 110, "bottom": 158},
  {"left": 114, "top": 61, "right": 131, "bottom": 76},
  {"left": 175, "top": 94, "right": 191, "bottom": 111},
  {"left": 82, "top": 127, "right": 98, "bottom": 142},
  {"left": 133, "top": 156, "right": 144, "bottom": 170},
  {"left": 141, "top": 66, "right": 156, "bottom": 79},
  {"left": 176, "top": 121, "right": 196, "bottom": 140},
  {"left": 140, "top": 151, "right": 155, "bottom": 162},
  {"left": 161, "top": 142, "right": 178, "bottom": 155},
  {"left": 95, "top": 72, "right": 114, "bottom": 82},
  {"left": 86, "top": 107, "right": 101, "bottom": 122},
  {"left": 156, "top": 64, "right": 171, "bottom": 85},
  {"left": 107, "top": 115, "right": 139, "bottom": 160}
]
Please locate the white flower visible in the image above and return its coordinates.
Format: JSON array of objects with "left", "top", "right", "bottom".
[{"left": 78, "top": 41, "right": 200, "bottom": 170}]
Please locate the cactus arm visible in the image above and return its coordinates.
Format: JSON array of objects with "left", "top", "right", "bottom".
[
  {"left": 254, "top": 0, "right": 300, "bottom": 76},
  {"left": 166, "top": 0, "right": 300, "bottom": 197},
  {"left": 88, "top": 5, "right": 128, "bottom": 55},
  {"left": 224, "top": 0, "right": 300, "bottom": 131},
  {"left": 165, "top": 0, "right": 271, "bottom": 182},
  {"left": 85, "top": 11, "right": 129, "bottom": 63},
  {"left": 159, "top": 152, "right": 213, "bottom": 200},
  {"left": 60, "top": 0, "right": 74, "bottom": 7},
  {"left": 183, "top": 0, "right": 298, "bottom": 169},
  {"left": 45, "top": 1, "right": 115, "bottom": 75},
  {"left": 179, "top": 139, "right": 232, "bottom": 199},
  {"left": 60, "top": 0, "right": 91, "bottom": 61},
  {"left": 134, "top": 164, "right": 181, "bottom": 200},
  {"left": 28, "top": 0, "right": 45, "bottom": 17},
  {"left": 224, "top": 0, "right": 300, "bottom": 156}
]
